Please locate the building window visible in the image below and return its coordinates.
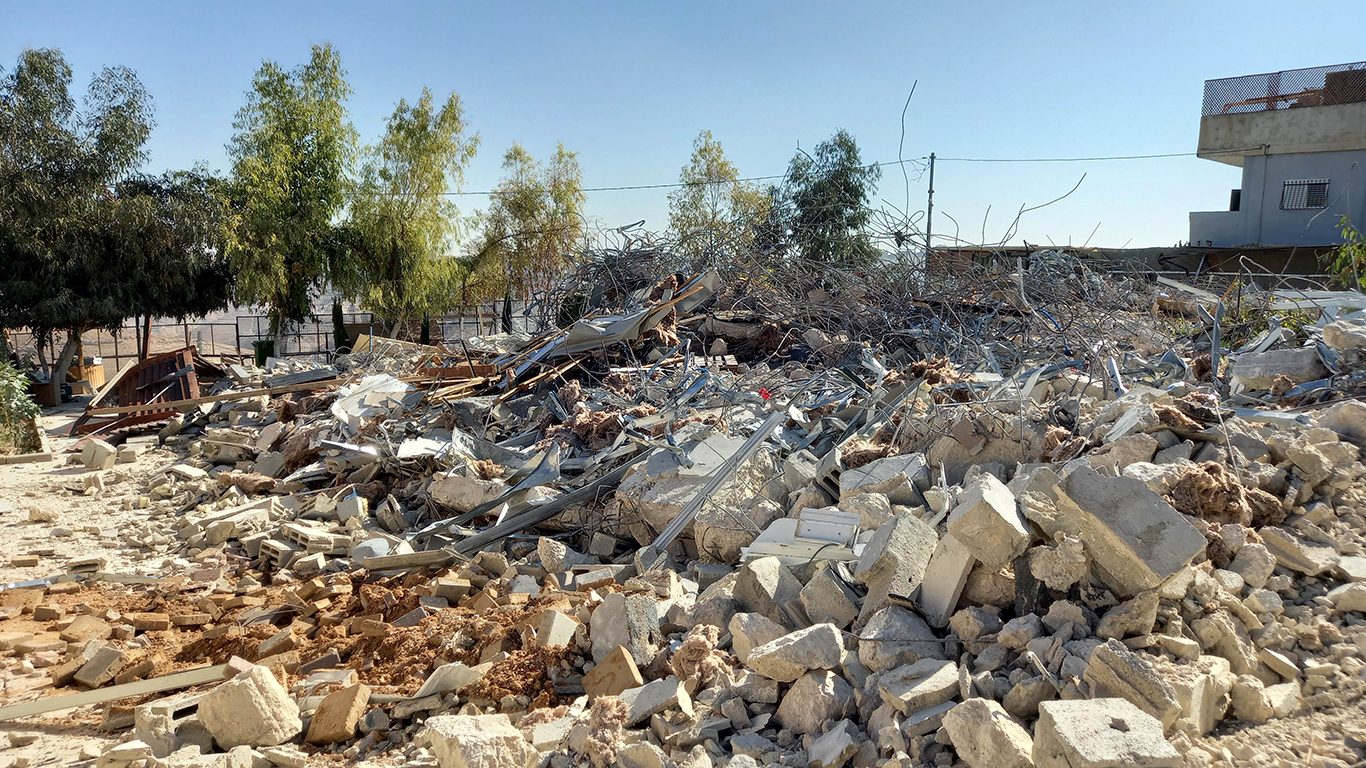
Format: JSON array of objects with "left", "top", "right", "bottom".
[{"left": 1281, "top": 179, "right": 1329, "bottom": 210}]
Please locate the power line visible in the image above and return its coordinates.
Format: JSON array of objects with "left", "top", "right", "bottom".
[
  {"left": 939, "top": 152, "right": 1195, "bottom": 163},
  {"left": 437, "top": 157, "right": 928, "bottom": 196},
  {"left": 432, "top": 147, "right": 1229, "bottom": 197}
]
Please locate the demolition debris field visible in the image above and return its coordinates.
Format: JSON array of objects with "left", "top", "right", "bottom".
[{"left": 5, "top": 250, "right": 1366, "bottom": 768}]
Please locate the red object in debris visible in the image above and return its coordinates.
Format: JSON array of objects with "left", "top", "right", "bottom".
[{"left": 759, "top": 387, "right": 771, "bottom": 400}]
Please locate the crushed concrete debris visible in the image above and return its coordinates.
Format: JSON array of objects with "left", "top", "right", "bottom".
[{"left": 8, "top": 268, "right": 1366, "bottom": 768}]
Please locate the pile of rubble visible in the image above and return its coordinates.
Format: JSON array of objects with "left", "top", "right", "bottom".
[{"left": 5, "top": 270, "right": 1366, "bottom": 768}]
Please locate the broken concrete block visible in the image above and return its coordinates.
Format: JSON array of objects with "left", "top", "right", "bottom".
[
  {"left": 783, "top": 449, "right": 819, "bottom": 491},
  {"left": 1317, "top": 398, "right": 1366, "bottom": 445},
  {"left": 838, "top": 453, "right": 927, "bottom": 506},
  {"left": 1002, "top": 676, "right": 1057, "bottom": 719},
  {"left": 1328, "top": 582, "right": 1366, "bottom": 613},
  {"left": 745, "top": 623, "right": 843, "bottom": 683},
  {"left": 582, "top": 645, "right": 643, "bottom": 698},
  {"left": 1091, "top": 433, "right": 1159, "bottom": 471},
  {"left": 837, "top": 493, "right": 892, "bottom": 529},
  {"left": 947, "top": 474, "right": 1028, "bottom": 570},
  {"left": 619, "top": 675, "right": 692, "bottom": 727},
  {"left": 428, "top": 472, "right": 505, "bottom": 513},
  {"left": 413, "top": 662, "right": 484, "bottom": 699},
  {"left": 74, "top": 646, "right": 126, "bottom": 688},
  {"left": 1095, "top": 591, "right": 1158, "bottom": 640},
  {"left": 733, "top": 556, "right": 802, "bottom": 628},
  {"left": 798, "top": 567, "right": 860, "bottom": 629},
  {"left": 1227, "top": 542, "right": 1276, "bottom": 589},
  {"left": 1230, "top": 674, "right": 1273, "bottom": 723},
  {"left": 590, "top": 592, "right": 657, "bottom": 667},
  {"left": 943, "top": 698, "right": 1034, "bottom": 768},
  {"left": 949, "top": 605, "right": 1003, "bottom": 640},
  {"left": 858, "top": 605, "right": 945, "bottom": 672},
  {"left": 198, "top": 665, "right": 301, "bottom": 748},
  {"left": 1082, "top": 641, "right": 1180, "bottom": 730},
  {"left": 729, "top": 612, "right": 788, "bottom": 665},
  {"left": 853, "top": 513, "right": 937, "bottom": 625},
  {"left": 616, "top": 742, "right": 668, "bottom": 768},
  {"left": 1029, "top": 533, "right": 1089, "bottom": 592},
  {"left": 918, "top": 533, "right": 975, "bottom": 628},
  {"left": 1190, "top": 609, "right": 1258, "bottom": 676},
  {"left": 422, "top": 714, "right": 537, "bottom": 768},
  {"left": 306, "top": 682, "right": 369, "bottom": 744},
  {"left": 1159, "top": 655, "right": 1232, "bottom": 736},
  {"left": 998, "top": 614, "right": 1043, "bottom": 650},
  {"left": 807, "top": 719, "right": 861, "bottom": 768},
  {"left": 878, "top": 658, "right": 959, "bottom": 715},
  {"left": 1231, "top": 347, "right": 1328, "bottom": 390},
  {"left": 82, "top": 438, "right": 116, "bottom": 470},
  {"left": 775, "top": 670, "right": 853, "bottom": 735},
  {"left": 1259, "top": 527, "right": 1339, "bottom": 576},
  {"left": 695, "top": 496, "right": 784, "bottom": 565},
  {"left": 1054, "top": 466, "right": 1206, "bottom": 597},
  {"left": 1034, "top": 698, "right": 1181, "bottom": 768},
  {"left": 534, "top": 609, "right": 578, "bottom": 648}
]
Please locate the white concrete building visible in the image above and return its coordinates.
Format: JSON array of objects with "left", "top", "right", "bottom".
[{"left": 1190, "top": 62, "right": 1366, "bottom": 248}]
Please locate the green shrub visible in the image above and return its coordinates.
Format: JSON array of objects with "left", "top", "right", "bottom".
[{"left": 0, "top": 362, "right": 41, "bottom": 454}]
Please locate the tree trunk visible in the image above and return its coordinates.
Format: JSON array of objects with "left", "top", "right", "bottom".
[
  {"left": 0, "top": 329, "right": 11, "bottom": 364},
  {"left": 52, "top": 330, "right": 80, "bottom": 398},
  {"left": 140, "top": 314, "right": 152, "bottom": 360},
  {"left": 271, "top": 312, "right": 287, "bottom": 359}
]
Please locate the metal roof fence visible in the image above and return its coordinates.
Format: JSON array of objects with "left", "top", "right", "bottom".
[{"left": 1203, "top": 61, "right": 1366, "bottom": 116}]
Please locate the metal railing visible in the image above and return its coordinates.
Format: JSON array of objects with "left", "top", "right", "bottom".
[{"left": 1203, "top": 61, "right": 1366, "bottom": 117}]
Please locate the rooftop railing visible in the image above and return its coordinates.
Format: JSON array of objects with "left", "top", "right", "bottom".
[{"left": 1203, "top": 61, "right": 1366, "bottom": 116}]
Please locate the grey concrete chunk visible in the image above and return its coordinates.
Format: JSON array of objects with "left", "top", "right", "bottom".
[
  {"left": 745, "top": 623, "right": 843, "bottom": 683},
  {"left": 839, "top": 453, "right": 928, "bottom": 506},
  {"left": 858, "top": 606, "right": 945, "bottom": 672},
  {"left": 918, "top": 533, "right": 975, "bottom": 628},
  {"left": 1054, "top": 466, "right": 1206, "bottom": 597},
  {"left": 1231, "top": 347, "right": 1327, "bottom": 390},
  {"left": 733, "top": 556, "right": 802, "bottom": 628},
  {"left": 1034, "top": 698, "right": 1181, "bottom": 768},
  {"left": 198, "top": 665, "right": 301, "bottom": 748},
  {"left": 1259, "top": 527, "right": 1339, "bottom": 576},
  {"left": 854, "top": 513, "right": 938, "bottom": 625},
  {"left": 878, "top": 658, "right": 959, "bottom": 715},
  {"left": 947, "top": 474, "right": 1029, "bottom": 569}
]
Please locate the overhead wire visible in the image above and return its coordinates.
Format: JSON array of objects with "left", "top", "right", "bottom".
[{"left": 419, "top": 146, "right": 1228, "bottom": 198}]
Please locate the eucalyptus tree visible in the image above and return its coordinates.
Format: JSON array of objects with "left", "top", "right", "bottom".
[
  {"left": 227, "top": 44, "right": 355, "bottom": 347},
  {"left": 344, "top": 87, "right": 478, "bottom": 335}
]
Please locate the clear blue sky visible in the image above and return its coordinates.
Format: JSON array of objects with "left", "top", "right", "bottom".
[{"left": 5, "top": 1, "right": 1365, "bottom": 249}]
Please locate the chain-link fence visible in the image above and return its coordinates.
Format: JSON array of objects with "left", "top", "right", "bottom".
[{"left": 1203, "top": 61, "right": 1366, "bottom": 116}]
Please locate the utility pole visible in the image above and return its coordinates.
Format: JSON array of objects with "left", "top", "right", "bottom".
[{"left": 925, "top": 152, "right": 935, "bottom": 255}]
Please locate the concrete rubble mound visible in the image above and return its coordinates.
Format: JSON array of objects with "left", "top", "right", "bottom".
[{"left": 7, "top": 265, "right": 1366, "bottom": 768}]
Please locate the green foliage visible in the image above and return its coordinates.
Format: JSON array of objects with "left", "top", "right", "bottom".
[
  {"left": 228, "top": 44, "right": 356, "bottom": 337},
  {"left": 0, "top": 48, "right": 154, "bottom": 337},
  {"left": 107, "top": 169, "right": 236, "bottom": 321},
  {"left": 466, "top": 143, "right": 585, "bottom": 302},
  {"left": 668, "top": 130, "right": 770, "bottom": 269},
  {"left": 779, "top": 129, "right": 881, "bottom": 267},
  {"left": 1327, "top": 216, "right": 1366, "bottom": 291},
  {"left": 345, "top": 87, "right": 477, "bottom": 330},
  {"left": 0, "top": 361, "right": 41, "bottom": 454}
]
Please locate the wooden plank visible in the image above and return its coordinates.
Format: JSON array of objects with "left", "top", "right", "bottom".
[
  {"left": 0, "top": 664, "right": 228, "bottom": 722},
  {"left": 85, "top": 377, "right": 348, "bottom": 416}
]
